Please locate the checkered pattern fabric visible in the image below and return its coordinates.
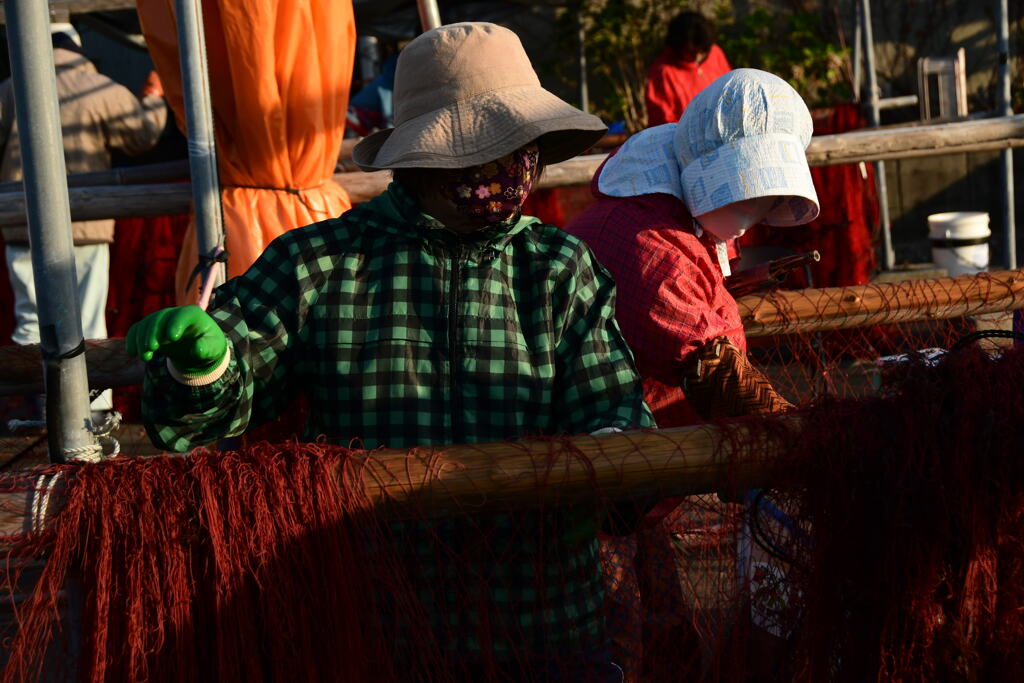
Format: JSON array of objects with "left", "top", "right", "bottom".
[
  {"left": 385, "top": 509, "right": 608, "bottom": 667},
  {"left": 564, "top": 169, "right": 746, "bottom": 428},
  {"left": 143, "top": 181, "right": 652, "bottom": 450},
  {"left": 141, "top": 181, "right": 654, "bottom": 666}
]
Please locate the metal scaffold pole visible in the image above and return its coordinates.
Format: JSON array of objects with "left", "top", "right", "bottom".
[
  {"left": 852, "top": 1, "right": 862, "bottom": 103},
  {"left": 997, "top": 0, "right": 1017, "bottom": 269},
  {"left": 417, "top": 0, "right": 442, "bottom": 31},
  {"left": 173, "top": 0, "right": 225, "bottom": 292},
  {"left": 3, "top": 0, "right": 98, "bottom": 462},
  {"left": 860, "top": 0, "right": 895, "bottom": 272},
  {"left": 577, "top": 12, "right": 589, "bottom": 114}
]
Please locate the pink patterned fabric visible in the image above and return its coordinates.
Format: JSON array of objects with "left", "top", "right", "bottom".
[{"left": 441, "top": 145, "right": 540, "bottom": 224}]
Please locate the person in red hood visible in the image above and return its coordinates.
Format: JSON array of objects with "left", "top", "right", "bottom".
[{"left": 645, "top": 11, "right": 731, "bottom": 127}]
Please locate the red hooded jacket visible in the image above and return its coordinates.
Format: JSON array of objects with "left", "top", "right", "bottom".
[{"left": 645, "top": 44, "right": 731, "bottom": 126}]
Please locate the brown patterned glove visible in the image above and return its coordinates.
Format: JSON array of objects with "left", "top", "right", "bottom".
[{"left": 681, "top": 336, "right": 794, "bottom": 420}]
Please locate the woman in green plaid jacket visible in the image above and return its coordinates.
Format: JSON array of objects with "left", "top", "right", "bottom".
[{"left": 128, "top": 23, "right": 654, "bottom": 681}]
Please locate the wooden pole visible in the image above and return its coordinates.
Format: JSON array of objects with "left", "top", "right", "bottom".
[
  {"left": 2, "top": 116, "right": 1023, "bottom": 227},
  {"left": 0, "top": 183, "right": 196, "bottom": 226},
  {"left": 807, "top": 114, "right": 1024, "bottom": 166},
  {"left": 352, "top": 424, "right": 788, "bottom": 518},
  {"left": 737, "top": 268, "right": 1024, "bottom": 337},
  {"left": 0, "top": 160, "right": 189, "bottom": 195},
  {"left": 2, "top": 269, "right": 1023, "bottom": 396},
  {"left": 0, "top": 174, "right": 392, "bottom": 227},
  {"left": 0, "top": 338, "right": 139, "bottom": 396},
  {"left": 535, "top": 153, "right": 606, "bottom": 189},
  {"left": 0, "top": 1, "right": 138, "bottom": 24},
  {"left": 0, "top": 421, "right": 793, "bottom": 533}
]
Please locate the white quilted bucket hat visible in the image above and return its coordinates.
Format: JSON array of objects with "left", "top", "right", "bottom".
[{"left": 674, "top": 69, "right": 820, "bottom": 226}]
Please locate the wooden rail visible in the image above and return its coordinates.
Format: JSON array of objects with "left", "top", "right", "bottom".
[
  {"left": 806, "top": 113, "right": 1024, "bottom": 165},
  {"left": 0, "top": 172, "right": 392, "bottom": 226},
  {"left": 1, "top": 269, "right": 1022, "bottom": 397},
  {"left": 0, "top": 160, "right": 189, "bottom": 196},
  {"left": 737, "top": 268, "right": 1024, "bottom": 337},
  {"left": 0, "top": 115, "right": 1021, "bottom": 227},
  {"left": 0, "top": 338, "right": 136, "bottom": 397},
  {"left": 0, "top": 1, "right": 138, "bottom": 23},
  {"left": 0, "top": 422, "right": 792, "bottom": 533}
]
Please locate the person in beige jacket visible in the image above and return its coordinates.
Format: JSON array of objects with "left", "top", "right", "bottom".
[{"left": 0, "top": 26, "right": 167, "bottom": 418}]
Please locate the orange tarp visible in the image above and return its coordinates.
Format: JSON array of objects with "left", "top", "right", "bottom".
[{"left": 136, "top": 0, "right": 355, "bottom": 302}]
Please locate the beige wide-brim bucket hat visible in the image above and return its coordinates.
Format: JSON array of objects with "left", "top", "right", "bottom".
[{"left": 352, "top": 22, "right": 607, "bottom": 171}]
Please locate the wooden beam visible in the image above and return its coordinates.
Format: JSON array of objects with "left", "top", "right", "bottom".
[
  {"left": 0, "top": 160, "right": 189, "bottom": 196},
  {"left": 334, "top": 170, "right": 392, "bottom": 204},
  {"left": 0, "top": 115, "right": 1021, "bottom": 226},
  {"left": 736, "top": 268, "right": 1024, "bottom": 337},
  {"left": 534, "top": 153, "right": 607, "bottom": 189},
  {"left": 2, "top": 270, "right": 1023, "bottom": 397},
  {"left": 341, "top": 115, "right": 1024, "bottom": 185},
  {"left": 0, "top": 173, "right": 391, "bottom": 226},
  {"left": 0, "top": 1, "right": 137, "bottom": 23},
  {"left": 337, "top": 424, "right": 787, "bottom": 518},
  {"left": 0, "top": 421, "right": 792, "bottom": 533},
  {"left": 0, "top": 182, "right": 193, "bottom": 226},
  {"left": 0, "top": 338, "right": 139, "bottom": 397},
  {"left": 829, "top": 138, "right": 1024, "bottom": 164},
  {"left": 805, "top": 114, "right": 1024, "bottom": 166}
]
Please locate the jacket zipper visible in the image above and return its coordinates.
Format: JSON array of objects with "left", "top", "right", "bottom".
[{"left": 448, "top": 241, "right": 465, "bottom": 443}]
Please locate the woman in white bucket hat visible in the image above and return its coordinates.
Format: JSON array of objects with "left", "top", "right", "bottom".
[
  {"left": 128, "top": 21, "right": 651, "bottom": 681},
  {"left": 567, "top": 68, "right": 819, "bottom": 426}
]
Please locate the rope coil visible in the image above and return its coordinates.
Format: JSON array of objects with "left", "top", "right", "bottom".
[{"left": 6, "top": 410, "right": 122, "bottom": 461}]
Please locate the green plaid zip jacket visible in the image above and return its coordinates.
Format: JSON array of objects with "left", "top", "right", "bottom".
[
  {"left": 143, "top": 182, "right": 653, "bottom": 450},
  {"left": 141, "top": 182, "right": 655, "bottom": 668}
]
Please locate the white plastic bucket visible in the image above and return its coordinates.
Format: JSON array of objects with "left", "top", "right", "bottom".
[{"left": 928, "top": 211, "right": 990, "bottom": 276}]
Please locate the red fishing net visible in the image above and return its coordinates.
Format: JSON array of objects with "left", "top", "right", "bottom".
[
  {"left": 0, "top": 336, "right": 1022, "bottom": 681},
  {"left": 1, "top": 266, "right": 1023, "bottom": 680}
]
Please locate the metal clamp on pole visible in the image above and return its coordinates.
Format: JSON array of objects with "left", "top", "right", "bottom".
[
  {"left": 174, "top": 0, "right": 226, "bottom": 294},
  {"left": 4, "top": 0, "right": 99, "bottom": 463}
]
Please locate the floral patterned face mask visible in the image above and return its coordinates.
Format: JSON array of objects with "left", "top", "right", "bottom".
[{"left": 441, "top": 145, "right": 540, "bottom": 224}]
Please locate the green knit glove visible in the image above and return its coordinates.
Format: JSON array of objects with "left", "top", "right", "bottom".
[{"left": 126, "top": 305, "right": 228, "bottom": 376}]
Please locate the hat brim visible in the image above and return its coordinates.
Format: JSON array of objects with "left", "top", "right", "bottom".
[
  {"left": 352, "top": 84, "right": 607, "bottom": 171},
  {"left": 681, "top": 133, "right": 820, "bottom": 226}
]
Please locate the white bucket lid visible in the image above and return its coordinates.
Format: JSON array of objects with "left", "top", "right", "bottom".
[{"left": 927, "top": 211, "right": 990, "bottom": 240}]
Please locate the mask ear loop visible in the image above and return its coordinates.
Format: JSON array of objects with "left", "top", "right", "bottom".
[{"left": 714, "top": 239, "right": 731, "bottom": 277}]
